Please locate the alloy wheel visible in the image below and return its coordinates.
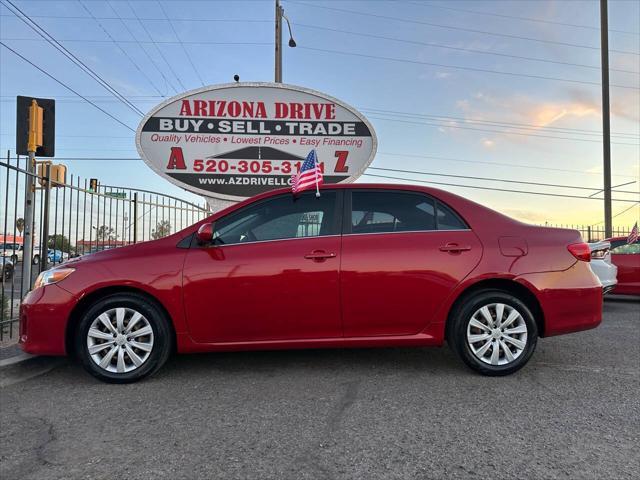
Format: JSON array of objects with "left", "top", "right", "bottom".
[
  {"left": 86, "top": 307, "right": 154, "bottom": 373},
  {"left": 466, "top": 303, "right": 528, "bottom": 366}
]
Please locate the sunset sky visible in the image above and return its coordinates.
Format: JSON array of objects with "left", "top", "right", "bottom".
[{"left": 1, "top": 0, "right": 638, "bottom": 228}]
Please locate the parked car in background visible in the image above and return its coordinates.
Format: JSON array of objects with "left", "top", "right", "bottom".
[
  {"left": 607, "top": 237, "right": 640, "bottom": 295},
  {"left": 588, "top": 241, "right": 617, "bottom": 294},
  {"left": 47, "top": 249, "right": 65, "bottom": 264},
  {"left": 1, "top": 256, "right": 14, "bottom": 279},
  {"left": 1, "top": 242, "right": 41, "bottom": 265},
  {"left": 19, "top": 184, "right": 603, "bottom": 383}
]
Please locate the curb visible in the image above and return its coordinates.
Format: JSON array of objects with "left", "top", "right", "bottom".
[{"left": 0, "top": 351, "right": 36, "bottom": 368}]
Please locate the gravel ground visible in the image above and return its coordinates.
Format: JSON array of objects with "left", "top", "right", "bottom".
[{"left": 1, "top": 297, "right": 638, "bottom": 480}]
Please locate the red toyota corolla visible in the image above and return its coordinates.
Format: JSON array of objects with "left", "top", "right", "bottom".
[{"left": 20, "top": 184, "right": 602, "bottom": 383}]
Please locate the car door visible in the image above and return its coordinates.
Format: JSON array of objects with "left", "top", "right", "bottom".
[
  {"left": 340, "top": 189, "right": 482, "bottom": 337},
  {"left": 183, "top": 190, "right": 343, "bottom": 343}
]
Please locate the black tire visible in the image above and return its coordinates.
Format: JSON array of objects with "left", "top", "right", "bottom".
[
  {"left": 447, "top": 289, "right": 538, "bottom": 376},
  {"left": 74, "top": 293, "right": 173, "bottom": 383},
  {"left": 32, "top": 255, "right": 40, "bottom": 265},
  {"left": 10, "top": 254, "right": 18, "bottom": 264}
]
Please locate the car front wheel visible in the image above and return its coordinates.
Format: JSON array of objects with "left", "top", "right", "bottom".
[
  {"left": 75, "top": 293, "right": 172, "bottom": 383},
  {"left": 32, "top": 255, "right": 39, "bottom": 265},
  {"left": 448, "top": 290, "right": 538, "bottom": 376}
]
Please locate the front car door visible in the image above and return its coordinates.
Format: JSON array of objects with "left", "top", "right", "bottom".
[
  {"left": 183, "top": 190, "right": 343, "bottom": 343},
  {"left": 340, "top": 189, "right": 482, "bottom": 337}
]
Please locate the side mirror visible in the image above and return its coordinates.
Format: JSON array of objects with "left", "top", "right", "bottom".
[{"left": 196, "top": 223, "right": 214, "bottom": 244}]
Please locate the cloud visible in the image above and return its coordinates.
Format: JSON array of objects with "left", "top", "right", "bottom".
[{"left": 482, "top": 138, "right": 495, "bottom": 148}]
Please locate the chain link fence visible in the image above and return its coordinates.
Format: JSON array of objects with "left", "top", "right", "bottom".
[{"left": 1, "top": 152, "right": 210, "bottom": 341}]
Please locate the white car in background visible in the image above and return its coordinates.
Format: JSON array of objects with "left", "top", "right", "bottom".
[{"left": 588, "top": 241, "right": 617, "bottom": 294}]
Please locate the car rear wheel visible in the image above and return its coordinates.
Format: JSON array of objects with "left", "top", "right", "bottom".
[
  {"left": 32, "top": 255, "right": 39, "bottom": 265},
  {"left": 448, "top": 290, "right": 538, "bottom": 376},
  {"left": 75, "top": 293, "right": 172, "bottom": 383}
]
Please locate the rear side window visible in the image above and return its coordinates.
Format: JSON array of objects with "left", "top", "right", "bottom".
[
  {"left": 436, "top": 202, "right": 467, "bottom": 230},
  {"left": 351, "top": 191, "right": 436, "bottom": 234},
  {"left": 349, "top": 191, "right": 467, "bottom": 234}
]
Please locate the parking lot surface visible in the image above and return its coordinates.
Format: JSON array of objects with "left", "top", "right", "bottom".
[{"left": 1, "top": 297, "right": 638, "bottom": 480}]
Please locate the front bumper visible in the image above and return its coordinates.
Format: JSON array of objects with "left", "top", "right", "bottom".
[
  {"left": 518, "top": 261, "right": 603, "bottom": 337},
  {"left": 19, "top": 284, "right": 78, "bottom": 356}
]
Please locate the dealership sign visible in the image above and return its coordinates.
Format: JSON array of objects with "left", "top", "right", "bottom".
[{"left": 136, "top": 82, "right": 377, "bottom": 201}]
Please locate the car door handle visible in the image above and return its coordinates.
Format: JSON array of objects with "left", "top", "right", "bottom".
[
  {"left": 304, "top": 250, "right": 336, "bottom": 261},
  {"left": 439, "top": 243, "right": 471, "bottom": 253}
]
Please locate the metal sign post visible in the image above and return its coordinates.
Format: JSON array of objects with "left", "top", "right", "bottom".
[{"left": 21, "top": 100, "right": 43, "bottom": 295}]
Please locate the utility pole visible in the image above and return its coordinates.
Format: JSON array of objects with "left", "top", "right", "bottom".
[
  {"left": 600, "top": 0, "right": 612, "bottom": 238},
  {"left": 275, "top": 0, "right": 283, "bottom": 82},
  {"left": 274, "top": 0, "right": 296, "bottom": 83}
]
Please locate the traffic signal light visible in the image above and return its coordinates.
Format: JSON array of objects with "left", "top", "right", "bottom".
[
  {"left": 16, "top": 96, "right": 55, "bottom": 157},
  {"left": 89, "top": 178, "right": 98, "bottom": 192},
  {"left": 37, "top": 162, "right": 67, "bottom": 188}
]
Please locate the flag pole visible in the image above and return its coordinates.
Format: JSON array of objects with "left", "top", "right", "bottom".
[{"left": 314, "top": 149, "right": 320, "bottom": 198}]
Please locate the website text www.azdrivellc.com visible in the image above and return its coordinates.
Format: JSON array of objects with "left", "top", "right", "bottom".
[{"left": 198, "top": 177, "right": 292, "bottom": 186}]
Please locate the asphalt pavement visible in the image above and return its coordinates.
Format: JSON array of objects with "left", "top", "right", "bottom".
[{"left": 0, "top": 297, "right": 638, "bottom": 480}]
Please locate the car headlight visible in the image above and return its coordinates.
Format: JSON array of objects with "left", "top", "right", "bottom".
[{"left": 33, "top": 268, "right": 75, "bottom": 289}]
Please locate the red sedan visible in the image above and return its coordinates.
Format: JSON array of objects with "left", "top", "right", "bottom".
[
  {"left": 607, "top": 236, "right": 640, "bottom": 295},
  {"left": 20, "top": 184, "right": 602, "bottom": 382}
]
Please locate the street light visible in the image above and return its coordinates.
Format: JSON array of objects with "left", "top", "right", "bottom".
[{"left": 275, "top": 0, "right": 296, "bottom": 82}]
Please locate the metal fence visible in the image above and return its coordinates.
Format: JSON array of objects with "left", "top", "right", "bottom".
[
  {"left": 540, "top": 223, "right": 632, "bottom": 242},
  {"left": 1, "top": 152, "right": 210, "bottom": 341}
]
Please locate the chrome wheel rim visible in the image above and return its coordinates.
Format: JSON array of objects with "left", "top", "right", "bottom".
[
  {"left": 466, "top": 303, "right": 528, "bottom": 366},
  {"left": 87, "top": 307, "right": 154, "bottom": 373}
]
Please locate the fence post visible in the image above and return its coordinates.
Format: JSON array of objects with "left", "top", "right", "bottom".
[
  {"left": 40, "top": 164, "right": 51, "bottom": 273},
  {"left": 587, "top": 226, "right": 592, "bottom": 243},
  {"left": 133, "top": 192, "right": 138, "bottom": 244}
]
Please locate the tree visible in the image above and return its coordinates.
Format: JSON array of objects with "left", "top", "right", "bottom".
[
  {"left": 151, "top": 220, "right": 171, "bottom": 239},
  {"left": 48, "top": 234, "right": 71, "bottom": 253},
  {"left": 96, "top": 225, "right": 118, "bottom": 241},
  {"left": 15, "top": 218, "right": 24, "bottom": 235}
]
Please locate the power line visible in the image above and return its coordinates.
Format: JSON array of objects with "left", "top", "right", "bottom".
[
  {"left": 0, "top": 37, "right": 275, "bottom": 46},
  {"left": 294, "top": 23, "right": 639, "bottom": 75},
  {"left": 107, "top": 0, "right": 175, "bottom": 95},
  {"left": 362, "top": 173, "right": 640, "bottom": 203},
  {"left": 290, "top": 1, "right": 640, "bottom": 56},
  {"left": 408, "top": 1, "right": 640, "bottom": 36},
  {"left": 0, "top": 42, "right": 136, "bottom": 132},
  {"left": 126, "top": 0, "right": 186, "bottom": 91},
  {"left": 156, "top": 0, "right": 205, "bottom": 87},
  {"left": 78, "top": 0, "right": 165, "bottom": 96},
  {"left": 360, "top": 108, "right": 639, "bottom": 139},
  {"left": 365, "top": 114, "right": 640, "bottom": 146},
  {"left": 0, "top": 13, "right": 272, "bottom": 23},
  {"left": 298, "top": 46, "right": 640, "bottom": 90},
  {"left": 1, "top": 0, "right": 145, "bottom": 116},
  {"left": 367, "top": 166, "right": 639, "bottom": 194},
  {"left": 376, "top": 151, "right": 637, "bottom": 179}
]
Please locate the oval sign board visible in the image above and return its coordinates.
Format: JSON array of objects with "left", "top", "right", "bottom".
[{"left": 136, "top": 82, "right": 377, "bottom": 201}]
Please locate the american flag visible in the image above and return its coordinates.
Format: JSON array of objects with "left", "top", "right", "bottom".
[
  {"left": 292, "top": 149, "right": 323, "bottom": 195},
  {"left": 627, "top": 222, "right": 638, "bottom": 244}
]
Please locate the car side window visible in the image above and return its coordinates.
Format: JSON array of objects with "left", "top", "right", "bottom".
[
  {"left": 436, "top": 202, "right": 468, "bottom": 230},
  {"left": 213, "top": 191, "right": 337, "bottom": 245},
  {"left": 351, "top": 191, "right": 436, "bottom": 234},
  {"left": 610, "top": 242, "right": 640, "bottom": 255}
]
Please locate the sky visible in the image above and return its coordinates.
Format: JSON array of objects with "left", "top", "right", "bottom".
[{"left": 1, "top": 0, "right": 639, "bottom": 228}]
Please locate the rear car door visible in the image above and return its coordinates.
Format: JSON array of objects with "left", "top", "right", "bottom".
[
  {"left": 182, "top": 190, "right": 343, "bottom": 343},
  {"left": 340, "top": 189, "right": 482, "bottom": 337}
]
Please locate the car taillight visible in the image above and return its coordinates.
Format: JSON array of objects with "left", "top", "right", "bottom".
[{"left": 568, "top": 243, "right": 591, "bottom": 262}]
